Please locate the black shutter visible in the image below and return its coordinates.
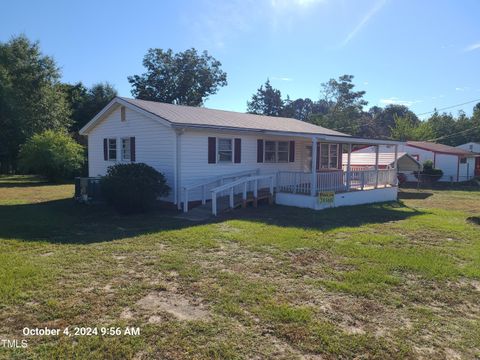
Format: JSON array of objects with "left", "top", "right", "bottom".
[
  {"left": 130, "top": 137, "right": 136, "bottom": 162},
  {"left": 208, "top": 137, "right": 216, "bottom": 164},
  {"left": 103, "top": 139, "right": 108, "bottom": 160},
  {"left": 289, "top": 141, "right": 295, "bottom": 162},
  {"left": 257, "top": 139, "right": 264, "bottom": 163},
  {"left": 234, "top": 138, "right": 241, "bottom": 163}
]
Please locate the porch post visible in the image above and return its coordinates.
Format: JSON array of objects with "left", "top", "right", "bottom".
[
  {"left": 346, "top": 143, "right": 352, "bottom": 191},
  {"left": 393, "top": 144, "right": 398, "bottom": 169},
  {"left": 375, "top": 144, "right": 379, "bottom": 189},
  {"left": 311, "top": 137, "right": 317, "bottom": 196}
]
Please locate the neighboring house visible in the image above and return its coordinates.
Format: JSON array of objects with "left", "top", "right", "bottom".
[
  {"left": 354, "top": 141, "right": 477, "bottom": 182},
  {"left": 456, "top": 142, "right": 480, "bottom": 177},
  {"left": 341, "top": 151, "right": 421, "bottom": 179},
  {"left": 79, "top": 97, "right": 400, "bottom": 214}
]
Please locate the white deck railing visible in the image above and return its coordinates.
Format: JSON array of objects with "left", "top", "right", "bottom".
[
  {"left": 182, "top": 169, "right": 259, "bottom": 212},
  {"left": 277, "top": 168, "right": 397, "bottom": 195},
  {"left": 211, "top": 174, "right": 275, "bottom": 216}
]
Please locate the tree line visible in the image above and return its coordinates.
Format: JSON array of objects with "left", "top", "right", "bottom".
[
  {"left": 246, "top": 76, "right": 480, "bottom": 145},
  {"left": 1, "top": 34, "right": 479, "bottom": 175}
]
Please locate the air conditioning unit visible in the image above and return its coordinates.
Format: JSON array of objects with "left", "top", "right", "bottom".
[{"left": 74, "top": 177, "right": 102, "bottom": 203}]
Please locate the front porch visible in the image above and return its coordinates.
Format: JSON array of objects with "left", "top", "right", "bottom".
[
  {"left": 180, "top": 134, "right": 400, "bottom": 215},
  {"left": 275, "top": 168, "right": 398, "bottom": 210}
]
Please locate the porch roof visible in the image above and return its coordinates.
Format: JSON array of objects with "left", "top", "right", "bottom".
[{"left": 263, "top": 131, "right": 402, "bottom": 145}]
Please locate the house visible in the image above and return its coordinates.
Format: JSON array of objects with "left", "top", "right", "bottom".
[
  {"left": 341, "top": 151, "right": 421, "bottom": 177},
  {"left": 354, "top": 141, "right": 477, "bottom": 182},
  {"left": 79, "top": 97, "right": 400, "bottom": 214},
  {"left": 456, "top": 142, "right": 480, "bottom": 177}
]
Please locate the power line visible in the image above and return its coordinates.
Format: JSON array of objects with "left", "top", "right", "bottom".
[
  {"left": 427, "top": 124, "right": 480, "bottom": 142},
  {"left": 417, "top": 98, "right": 480, "bottom": 116},
  {"left": 329, "top": 98, "right": 480, "bottom": 133}
]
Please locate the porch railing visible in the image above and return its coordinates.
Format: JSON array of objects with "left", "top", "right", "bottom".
[{"left": 277, "top": 168, "right": 397, "bottom": 195}]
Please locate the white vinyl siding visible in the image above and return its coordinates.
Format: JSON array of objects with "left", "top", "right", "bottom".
[
  {"left": 87, "top": 106, "right": 175, "bottom": 201},
  {"left": 179, "top": 129, "right": 307, "bottom": 200}
]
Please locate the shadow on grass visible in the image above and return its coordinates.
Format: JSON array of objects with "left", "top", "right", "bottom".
[
  {"left": 401, "top": 181, "right": 480, "bottom": 192},
  {"left": 219, "top": 200, "right": 423, "bottom": 232},
  {"left": 0, "top": 197, "right": 424, "bottom": 244},
  {"left": 398, "top": 191, "right": 433, "bottom": 200}
]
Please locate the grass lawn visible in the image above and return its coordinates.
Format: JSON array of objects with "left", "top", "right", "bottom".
[{"left": 0, "top": 175, "right": 479, "bottom": 359}]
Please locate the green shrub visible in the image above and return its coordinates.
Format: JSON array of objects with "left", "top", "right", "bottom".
[
  {"left": 18, "top": 130, "right": 84, "bottom": 181},
  {"left": 100, "top": 163, "right": 170, "bottom": 214},
  {"left": 414, "top": 160, "right": 443, "bottom": 182}
]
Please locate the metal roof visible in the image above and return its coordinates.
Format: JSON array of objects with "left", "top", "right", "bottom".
[
  {"left": 119, "top": 97, "right": 348, "bottom": 136},
  {"left": 407, "top": 141, "right": 475, "bottom": 156}
]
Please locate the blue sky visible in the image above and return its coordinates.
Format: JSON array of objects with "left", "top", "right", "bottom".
[{"left": 2, "top": 0, "right": 480, "bottom": 118}]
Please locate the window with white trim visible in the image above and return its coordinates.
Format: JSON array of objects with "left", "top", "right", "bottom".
[
  {"left": 218, "top": 138, "right": 233, "bottom": 162},
  {"left": 264, "top": 141, "right": 289, "bottom": 163},
  {"left": 108, "top": 138, "right": 117, "bottom": 160},
  {"left": 277, "top": 141, "right": 289, "bottom": 163},
  {"left": 121, "top": 138, "right": 131, "bottom": 161},
  {"left": 265, "top": 141, "right": 276, "bottom": 163},
  {"left": 319, "top": 143, "right": 339, "bottom": 169}
]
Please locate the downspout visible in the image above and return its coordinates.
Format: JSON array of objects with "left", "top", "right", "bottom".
[
  {"left": 175, "top": 128, "right": 185, "bottom": 210},
  {"left": 456, "top": 156, "right": 460, "bottom": 182}
]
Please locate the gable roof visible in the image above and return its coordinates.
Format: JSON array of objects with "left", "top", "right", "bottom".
[
  {"left": 407, "top": 141, "right": 475, "bottom": 156},
  {"left": 80, "top": 97, "right": 348, "bottom": 137}
]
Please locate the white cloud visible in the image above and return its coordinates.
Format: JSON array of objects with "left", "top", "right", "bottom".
[
  {"left": 363, "top": 81, "right": 369, "bottom": 85},
  {"left": 272, "top": 76, "right": 293, "bottom": 81},
  {"left": 270, "top": 0, "right": 325, "bottom": 8},
  {"left": 455, "top": 87, "right": 465, "bottom": 91},
  {"left": 379, "top": 97, "right": 422, "bottom": 107},
  {"left": 341, "top": 0, "right": 387, "bottom": 47},
  {"left": 464, "top": 42, "right": 480, "bottom": 52}
]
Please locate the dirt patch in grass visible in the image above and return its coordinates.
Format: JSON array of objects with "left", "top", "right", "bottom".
[{"left": 134, "top": 291, "right": 210, "bottom": 322}]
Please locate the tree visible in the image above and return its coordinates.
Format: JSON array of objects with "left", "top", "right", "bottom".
[
  {"left": 425, "top": 111, "right": 456, "bottom": 145},
  {"left": 310, "top": 75, "right": 368, "bottom": 135},
  {"left": 128, "top": 48, "right": 227, "bottom": 106},
  {"left": 247, "top": 79, "right": 284, "bottom": 116},
  {"left": 0, "top": 35, "right": 71, "bottom": 173},
  {"left": 18, "top": 130, "right": 84, "bottom": 181},
  {"left": 369, "top": 104, "right": 419, "bottom": 138},
  {"left": 282, "top": 97, "right": 315, "bottom": 121},
  {"left": 390, "top": 114, "right": 434, "bottom": 141},
  {"left": 62, "top": 82, "right": 117, "bottom": 133}
]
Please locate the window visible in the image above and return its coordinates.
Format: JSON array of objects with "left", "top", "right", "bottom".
[
  {"left": 329, "top": 144, "right": 338, "bottom": 168},
  {"left": 108, "top": 138, "right": 117, "bottom": 160},
  {"left": 320, "top": 144, "right": 329, "bottom": 168},
  {"left": 319, "top": 143, "right": 339, "bottom": 169},
  {"left": 218, "top": 138, "right": 233, "bottom": 162},
  {"left": 265, "top": 141, "right": 276, "bottom": 163},
  {"left": 264, "top": 141, "right": 290, "bottom": 163},
  {"left": 120, "top": 106, "right": 126, "bottom": 122},
  {"left": 460, "top": 157, "right": 467, "bottom": 164},
  {"left": 121, "top": 138, "right": 131, "bottom": 161},
  {"left": 277, "top": 141, "right": 289, "bottom": 163}
]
